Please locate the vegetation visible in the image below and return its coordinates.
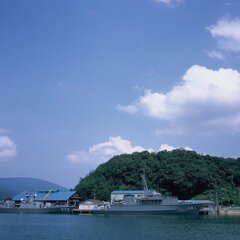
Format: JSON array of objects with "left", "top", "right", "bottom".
[{"left": 75, "top": 149, "right": 240, "bottom": 205}]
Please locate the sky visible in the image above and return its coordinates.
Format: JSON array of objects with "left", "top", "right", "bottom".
[{"left": 1, "top": 0, "right": 240, "bottom": 188}]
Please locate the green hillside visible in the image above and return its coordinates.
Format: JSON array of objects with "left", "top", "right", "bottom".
[{"left": 75, "top": 150, "right": 240, "bottom": 205}]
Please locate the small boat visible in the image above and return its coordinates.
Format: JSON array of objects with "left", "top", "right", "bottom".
[{"left": 92, "top": 173, "right": 204, "bottom": 215}]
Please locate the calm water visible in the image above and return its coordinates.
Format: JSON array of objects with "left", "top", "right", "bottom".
[{"left": 0, "top": 214, "right": 240, "bottom": 240}]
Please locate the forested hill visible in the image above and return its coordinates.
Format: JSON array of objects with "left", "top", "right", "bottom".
[{"left": 75, "top": 150, "right": 240, "bottom": 204}]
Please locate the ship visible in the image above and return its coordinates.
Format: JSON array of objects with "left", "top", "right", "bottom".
[
  {"left": 0, "top": 190, "right": 77, "bottom": 214},
  {"left": 92, "top": 173, "right": 204, "bottom": 215}
]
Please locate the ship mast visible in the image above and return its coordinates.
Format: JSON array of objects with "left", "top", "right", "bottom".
[{"left": 141, "top": 170, "right": 149, "bottom": 195}]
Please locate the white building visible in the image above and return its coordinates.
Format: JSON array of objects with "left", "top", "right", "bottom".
[{"left": 77, "top": 199, "right": 107, "bottom": 213}]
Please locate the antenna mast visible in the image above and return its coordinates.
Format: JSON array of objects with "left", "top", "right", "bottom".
[{"left": 141, "top": 170, "right": 149, "bottom": 193}]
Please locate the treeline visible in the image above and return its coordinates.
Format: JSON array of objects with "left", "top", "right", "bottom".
[{"left": 75, "top": 150, "right": 240, "bottom": 205}]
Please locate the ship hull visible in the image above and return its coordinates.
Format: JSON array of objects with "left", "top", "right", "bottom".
[
  {"left": 0, "top": 206, "right": 74, "bottom": 214},
  {"left": 92, "top": 203, "right": 203, "bottom": 215}
]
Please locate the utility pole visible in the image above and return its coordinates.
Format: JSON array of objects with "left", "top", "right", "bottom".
[
  {"left": 215, "top": 191, "right": 219, "bottom": 215},
  {"left": 238, "top": 187, "right": 240, "bottom": 206}
]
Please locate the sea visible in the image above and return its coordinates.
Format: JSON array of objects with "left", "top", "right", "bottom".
[{"left": 0, "top": 214, "right": 240, "bottom": 240}]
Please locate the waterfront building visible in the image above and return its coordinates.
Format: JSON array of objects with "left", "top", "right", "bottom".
[{"left": 12, "top": 190, "right": 79, "bottom": 207}]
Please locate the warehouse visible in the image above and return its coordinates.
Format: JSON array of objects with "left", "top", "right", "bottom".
[{"left": 13, "top": 190, "right": 79, "bottom": 207}]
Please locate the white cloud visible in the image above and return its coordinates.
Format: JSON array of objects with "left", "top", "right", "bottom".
[
  {"left": 154, "top": 0, "right": 184, "bottom": 7},
  {"left": 155, "top": 127, "right": 185, "bottom": 136},
  {"left": 117, "top": 65, "right": 240, "bottom": 134},
  {"left": 66, "top": 137, "right": 194, "bottom": 167},
  {"left": 66, "top": 136, "right": 154, "bottom": 165},
  {"left": 0, "top": 136, "right": 17, "bottom": 160},
  {"left": 66, "top": 150, "right": 90, "bottom": 164},
  {"left": 89, "top": 136, "right": 150, "bottom": 156},
  {"left": 159, "top": 144, "right": 176, "bottom": 151},
  {"left": 207, "top": 50, "right": 224, "bottom": 60},
  {"left": 116, "top": 104, "right": 138, "bottom": 114},
  {"left": 208, "top": 18, "right": 240, "bottom": 53},
  {"left": 159, "top": 144, "right": 192, "bottom": 152}
]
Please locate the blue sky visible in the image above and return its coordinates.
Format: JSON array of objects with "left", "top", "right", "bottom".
[{"left": 1, "top": 0, "right": 240, "bottom": 188}]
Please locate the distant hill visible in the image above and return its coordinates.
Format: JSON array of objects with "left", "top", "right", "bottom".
[{"left": 0, "top": 177, "right": 67, "bottom": 200}]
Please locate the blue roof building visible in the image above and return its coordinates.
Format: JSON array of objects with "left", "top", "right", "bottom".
[{"left": 13, "top": 190, "right": 77, "bottom": 204}]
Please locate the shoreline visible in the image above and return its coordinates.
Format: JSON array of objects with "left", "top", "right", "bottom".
[{"left": 209, "top": 207, "right": 240, "bottom": 216}]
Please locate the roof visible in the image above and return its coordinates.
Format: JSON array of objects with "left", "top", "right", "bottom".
[
  {"left": 13, "top": 190, "right": 76, "bottom": 201},
  {"left": 47, "top": 191, "right": 76, "bottom": 201}
]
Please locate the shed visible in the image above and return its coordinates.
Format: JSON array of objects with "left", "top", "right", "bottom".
[{"left": 13, "top": 190, "right": 77, "bottom": 206}]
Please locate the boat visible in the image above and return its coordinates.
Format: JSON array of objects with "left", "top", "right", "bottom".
[
  {"left": 92, "top": 173, "right": 204, "bottom": 215},
  {"left": 0, "top": 190, "right": 77, "bottom": 214},
  {"left": 0, "top": 200, "right": 74, "bottom": 214}
]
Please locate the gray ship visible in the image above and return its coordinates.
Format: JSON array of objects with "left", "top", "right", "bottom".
[
  {"left": 92, "top": 174, "right": 204, "bottom": 215},
  {"left": 0, "top": 190, "right": 77, "bottom": 214}
]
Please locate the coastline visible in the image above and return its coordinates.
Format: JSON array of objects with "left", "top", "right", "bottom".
[{"left": 209, "top": 207, "right": 240, "bottom": 216}]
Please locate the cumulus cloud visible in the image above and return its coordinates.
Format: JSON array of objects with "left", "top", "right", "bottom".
[
  {"left": 208, "top": 17, "right": 240, "bottom": 53},
  {"left": 66, "top": 137, "right": 194, "bottom": 167},
  {"left": 66, "top": 136, "right": 154, "bottom": 165},
  {"left": 159, "top": 144, "right": 192, "bottom": 152},
  {"left": 0, "top": 136, "right": 17, "bottom": 161},
  {"left": 117, "top": 65, "right": 240, "bottom": 135}
]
